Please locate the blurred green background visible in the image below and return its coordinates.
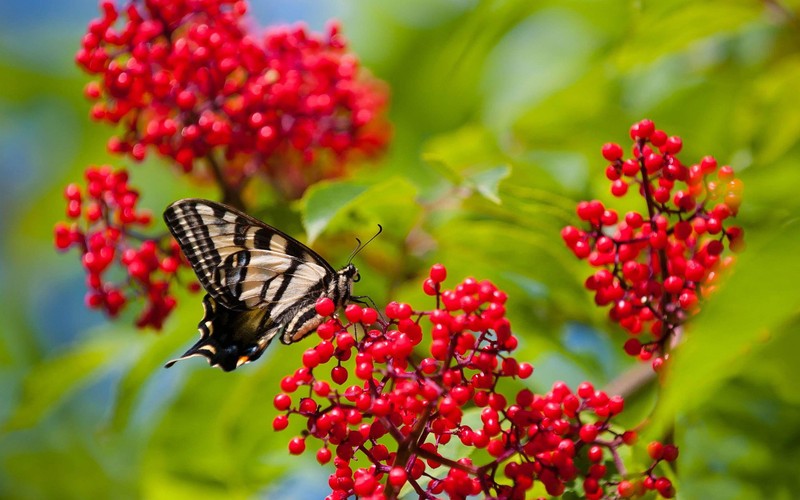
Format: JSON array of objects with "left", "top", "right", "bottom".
[{"left": 2, "top": 0, "right": 800, "bottom": 498}]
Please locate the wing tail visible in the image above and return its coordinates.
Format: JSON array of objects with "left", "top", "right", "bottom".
[{"left": 165, "top": 294, "right": 278, "bottom": 371}]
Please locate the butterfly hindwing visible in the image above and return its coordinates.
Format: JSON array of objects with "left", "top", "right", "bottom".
[
  {"left": 163, "top": 198, "right": 359, "bottom": 371},
  {"left": 164, "top": 294, "right": 278, "bottom": 371}
]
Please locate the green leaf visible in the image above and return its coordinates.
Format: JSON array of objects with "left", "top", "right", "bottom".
[
  {"left": 749, "top": 56, "right": 800, "bottom": 165},
  {"left": 320, "top": 177, "right": 421, "bottom": 242},
  {"left": 4, "top": 337, "right": 125, "bottom": 431},
  {"left": 420, "top": 126, "right": 516, "bottom": 203},
  {"left": 466, "top": 165, "right": 510, "bottom": 204},
  {"left": 614, "top": 1, "right": 762, "bottom": 70},
  {"left": 300, "top": 180, "right": 369, "bottom": 244},
  {"left": 422, "top": 126, "right": 503, "bottom": 175}
]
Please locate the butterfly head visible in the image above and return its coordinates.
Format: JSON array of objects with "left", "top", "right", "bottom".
[
  {"left": 340, "top": 263, "right": 360, "bottom": 282},
  {"left": 332, "top": 263, "right": 360, "bottom": 305}
]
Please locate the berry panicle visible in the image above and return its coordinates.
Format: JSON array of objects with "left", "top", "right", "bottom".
[
  {"left": 272, "top": 264, "right": 674, "bottom": 499},
  {"left": 54, "top": 166, "right": 195, "bottom": 328},
  {"left": 76, "top": 0, "right": 390, "bottom": 199},
  {"left": 563, "top": 119, "right": 745, "bottom": 369}
]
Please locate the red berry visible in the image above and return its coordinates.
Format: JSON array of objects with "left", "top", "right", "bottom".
[
  {"left": 429, "top": 263, "right": 447, "bottom": 283},
  {"left": 298, "top": 397, "right": 317, "bottom": 414},
  {"left": 331, "top": 365, "right": 348, "bottom": 384},
  {"left": 700, "top": 155, "right": 717, "bottom": 173},
  {"left": 645, "top": 153, "right": 663, "bottom": 173},
  {"left": 624, "top": 339, "right": 641, "bottom": 356},
  {"left": 316, "top": 447, "right": 332, "bottom": 464},
  {"left": 288, "top": 436, "right": 306, "bottom": 455},
  {"left": 160, "top": 256, "right": 179, "bottom": 273},
  {"left": 602, "top": 142, "right": 623, "bottom": 161},
  {"left": 577, "top": 382, "right": 594, "bottom": 399},
  {"left": 54, "top": 223, "right": 74, "bottom": 250},
  {"left": 663, "top": 136, "right": 682, "bottom": 154},
  {"left": 302, "top": 348, "right": 321, "bottom": 368},
  {"left": 344, "top": 303, "right": 362, "bottom": 323},
  {"left": 315, "top": 297, "right": 335, "bottom": 316},
  {"left": 650, "top": 129, "right": 667, "bottom": 146},
  {"left": 618, "top": 480, "right": 635, "bottom": 498},
  {"left": 663, "top": 276, "right": 684, "bottom": 294},
  {"left": 66, "top": 199, "right": 82, "bottom": 218},
  {"left": 673, "top": 221, "right": 692, "bottom": 240},
  {"left": 561, "top": 225, "right": 582, "bottom": 245},
  {"left": 273, "top": 393, "right": 292, "bottom": 411},
  {"left": 647, "top": 441, "right": 664, "bottom": 460},
  {"left": 718, "top": 164, "right": 734, "bottom": 180},
  {"left": 423, "top": 278, "right": 438, "bottom": 295},
  {"left": 662, "top": 444, "right": 679, "bottom": 461},
  {"left": 706, "top": 240, "right": 724, "bottom": 256},
  {"left": 361, "top": 307, "right": 378, "bottom": 324},
  {"left": 517, "top": 362, "right": 533, "bottom": 378},
  {"left": 622, "top": 159, "right": 640, "bottom": 176},
  {"left": 625, "top": 211, "right": 644, "bottom": 228},
  {"left": 611, "top": 179, "right": 628, "bottom": 197},
  {"left": 388, "top": 467, "right": 407, "bottom": 487},
  {"left": 579, "top": 424, "right": 599, "bottom": 443},
  {"left": 395, "top": 302, "right": 412, "bottom": 319},
  {"left": 637, "top": 119, "right": 655, "bottom": 139},
  {"left": 272, "top": 414, "right": 289, "bottom": 431},
  {"left": 655, "top": 477, "right": 672, "bottom": 495},
  {"left": 622, "top": 430, "right": 637, "bottom": 445}
]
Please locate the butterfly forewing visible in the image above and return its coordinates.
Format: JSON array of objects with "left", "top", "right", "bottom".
[
  {"left": 164, "top": 199, "right": 333, "bottom": 308},
  {"left": 163, "top": 198, "right": 358, "bottom": 371}
]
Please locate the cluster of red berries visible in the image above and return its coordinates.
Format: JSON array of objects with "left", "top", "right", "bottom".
[
  {"left": 562, "top": 120, "right": 744, "bottom": 369},
  {"left": 75, "top": 0, "right": 390, "bottom": 199},
  {"left": 54, "top": 166, "right": 193, "bottom": 328},
  {"left": 273, "top": 264, "right": 675, "bottom": 499}
]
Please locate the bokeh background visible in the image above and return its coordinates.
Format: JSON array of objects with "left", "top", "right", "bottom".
[{"left": 2, "top": 0, "right": 800, "bottom": 498}]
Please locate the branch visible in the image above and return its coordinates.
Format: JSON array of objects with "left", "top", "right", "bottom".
[{"left": 206, "top": 155, "right": 246, "bottom": 210}]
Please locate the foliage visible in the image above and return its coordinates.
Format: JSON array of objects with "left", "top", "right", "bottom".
[{"left": 2, "top": 0, "right": 800, "bottom": 499}]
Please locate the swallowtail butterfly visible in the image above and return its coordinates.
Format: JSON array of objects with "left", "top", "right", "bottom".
[{"left": 163, "top": 198, "right": 362, "bottom": 371}]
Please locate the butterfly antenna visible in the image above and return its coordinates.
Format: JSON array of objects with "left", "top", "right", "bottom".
[{"left": 347, "top": 224, "right": 383, "bottom": 265}]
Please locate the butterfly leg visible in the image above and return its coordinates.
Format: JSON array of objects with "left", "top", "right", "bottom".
[{"left": 350, "top": 294, "right": 377, "bottom": 310}]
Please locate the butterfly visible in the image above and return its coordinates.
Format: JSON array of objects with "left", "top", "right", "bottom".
[{"left": 163, "top": 198, "right": 367, "bottom": 371}]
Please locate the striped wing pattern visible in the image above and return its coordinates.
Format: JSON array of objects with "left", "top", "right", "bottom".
[{"left": 163, "top": 198, "right": 358, "bottom": 371}]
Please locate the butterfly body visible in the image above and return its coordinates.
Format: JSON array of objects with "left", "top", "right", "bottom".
[{"left": 163, "top": 198, "right": 358, "bottom": 371}]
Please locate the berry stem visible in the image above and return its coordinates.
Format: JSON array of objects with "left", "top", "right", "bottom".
[
  {"left": 387, "top": 404, "right": 434, "bottom": 495},
  {"left": 206, "top": 155, "right": 246, "bottom": 211},
  {"left": 636, "top": 141, "right": 676, "bottom": 357}
]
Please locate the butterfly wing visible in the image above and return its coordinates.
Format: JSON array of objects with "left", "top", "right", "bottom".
[
  {"left": 163, "top": 198, "right": 341, "bottom": 370},
  {"left": 164, "top": 294, "right": 273, "bottom": 371},
  {"left": 164, "top": 198, "right": 335, "bottom": 310}
]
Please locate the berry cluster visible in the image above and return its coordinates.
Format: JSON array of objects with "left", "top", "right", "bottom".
[
  {"left": 274, "top": 264, "right": 675, "bottom": 499},
  {"left": 562, "top": 120, "right": 744, "bottom": 369},
  {"left": 76, "top": 0, "right": 390, "bottom": 199},
  {"left": 54, "top": 166, "right": 193, "bottom": 328}
]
